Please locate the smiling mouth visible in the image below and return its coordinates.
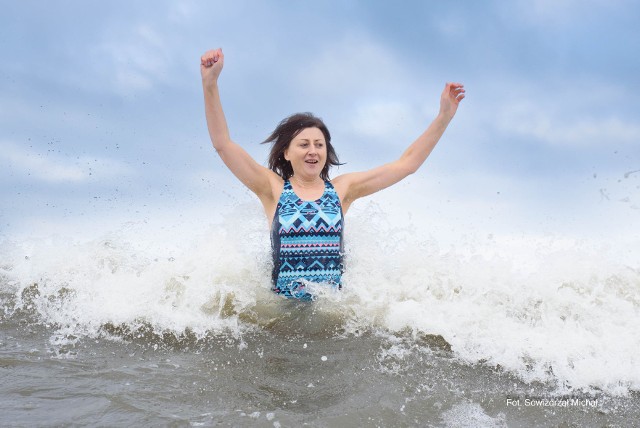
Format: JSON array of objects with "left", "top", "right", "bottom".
[{"left": 305, "top": 160, "right": 319, "bottom": 164}]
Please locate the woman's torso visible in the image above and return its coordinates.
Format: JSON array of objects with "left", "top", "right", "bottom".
[{"left": 270, "top": 179, "right": 344, "bottom": 300}]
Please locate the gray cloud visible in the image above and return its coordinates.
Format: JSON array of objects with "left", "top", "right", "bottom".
[{"left": 1, "top": 0, "right": 638, "bottom": 236}]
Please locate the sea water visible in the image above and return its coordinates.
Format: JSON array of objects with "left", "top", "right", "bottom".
[{"left": 1, "top": 202, "right": 639, "bottom": 426}]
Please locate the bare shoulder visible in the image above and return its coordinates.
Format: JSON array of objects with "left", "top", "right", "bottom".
[
  {"left": 268, "top": 172, "right": 285, "bottom": 199},
  {"left": 331, "top": 173, "right": 351, "bottom": 192},
  {"left": 331, "top": 173, "right": 356, "bottom": 214},
  {"left": 331, "top": 160, "right": 407, "bottom": 214},
  {"left": 259, "top": 172, "right": 285, "bottom": 221}
]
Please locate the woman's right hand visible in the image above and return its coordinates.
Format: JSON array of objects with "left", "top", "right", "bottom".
[{"left": 200, "top": 48, "right": 224, "bottom": 85}]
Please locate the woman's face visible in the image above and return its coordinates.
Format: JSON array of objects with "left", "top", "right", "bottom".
[{"left": 284, "top": 127, "right": 327, "bottom": 179}]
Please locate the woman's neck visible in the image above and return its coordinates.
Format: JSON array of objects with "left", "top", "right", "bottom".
[{"left": 290, "top": 175, "right": 323, "bottom": 188}]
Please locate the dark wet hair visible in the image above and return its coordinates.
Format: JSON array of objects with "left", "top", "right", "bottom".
[{"left": 262, "top": 112, "right": 342, "bottom": 180}]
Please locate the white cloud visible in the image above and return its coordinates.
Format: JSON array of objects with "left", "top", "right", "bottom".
[
  {"left": 168, "top": 0, "right": 197, "bottom": 24},
  {"left": 501, "top": 0, "right": 613, "bottom": 27},
  {"left": 287, "top": 31, "right": 444, "bottom": 155},
  {"left": 294, "top": 32, "right": 416, "bottom": 98},
  {"left": 98, "top": 23, "right": 172, "bottom": 93},
  {"left": 350, "top": 100, "right": 423, "bottom": 141},
  {"left": 0, "top": 141, "right": 133, "bottom": 183},
  {"left": 496, "top": 101, "right": 640, "bottom": 147},
  {"left": 434, "top": 13, "right": 468, "bottom": 38}
]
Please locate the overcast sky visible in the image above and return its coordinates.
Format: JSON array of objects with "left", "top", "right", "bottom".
[{"left": 1, "top": 0, "right": 638, "bottom": 241}]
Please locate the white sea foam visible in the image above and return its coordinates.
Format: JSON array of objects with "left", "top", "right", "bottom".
[
  {"left": 1, "top": 202, "right": 639, "bottom": 395},
  {"left": 441, "top": 402, "right": 506, "bottom": 428},
  {"left": 344, "top": 203, "right": 640, "bottom": 395}
]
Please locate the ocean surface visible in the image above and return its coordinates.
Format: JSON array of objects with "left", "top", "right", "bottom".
[{"left": 1, "top": 203, "right": 639, "bottom": 427}]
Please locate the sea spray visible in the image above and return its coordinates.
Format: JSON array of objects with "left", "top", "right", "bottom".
[{"left": 1, "top": 202, "right": 639, "bottom": 395}]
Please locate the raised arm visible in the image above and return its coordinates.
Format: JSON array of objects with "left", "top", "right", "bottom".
[
  {"left": 201, "top": 48, "right": 276, "bottom": 198},
  {"left": 334, "top": 82, "right": 465, "bottom": 211}
]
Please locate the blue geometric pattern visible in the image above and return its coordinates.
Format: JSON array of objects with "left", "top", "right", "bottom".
[{"left": 271, "top": 180, "right": 344, "bottom": 300}]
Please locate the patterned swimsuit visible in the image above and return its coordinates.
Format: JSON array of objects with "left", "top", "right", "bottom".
[{"left": 271, "top": 180, "right": 344, "bottom": 300}]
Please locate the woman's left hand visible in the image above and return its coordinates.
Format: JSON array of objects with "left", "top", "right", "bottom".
[{"left": 439, "top": 82, "right": 465, "bottom": 119}]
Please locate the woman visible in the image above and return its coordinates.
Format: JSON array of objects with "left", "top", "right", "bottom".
[{"left": 201, "top": 48, "right": 465, "bottom": 300}]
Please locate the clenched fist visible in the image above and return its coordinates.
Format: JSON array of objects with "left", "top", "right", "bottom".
[{"left": 201, "top": 48, "right": 224, "bottom": 85}]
